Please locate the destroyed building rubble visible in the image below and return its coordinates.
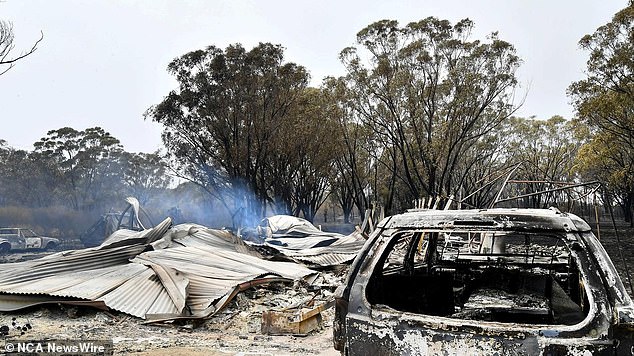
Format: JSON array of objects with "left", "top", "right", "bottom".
[
  {"left": 0, "top": 216, "right": 361, "bottom": 322},
  {"left": 245, "top": 215, "right": 366, "bottom": 267}
]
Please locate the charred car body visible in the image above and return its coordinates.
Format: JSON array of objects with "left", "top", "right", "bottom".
[
  {"left": 334, "top": 208, "right": 634, "bottom": 355},
  {"left": 0, "top": 228, "right": 59, "bottom": 253}
]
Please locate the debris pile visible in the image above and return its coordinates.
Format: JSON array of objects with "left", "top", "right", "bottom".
[
  {"left": 0, "top": 216, "right": 361, "bottom": 326},
  {"left": 245, "top": 215, "right": 366, "bottom": 267}
]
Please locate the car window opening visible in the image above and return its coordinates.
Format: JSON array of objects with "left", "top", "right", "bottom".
[{"left": 366, "top": 230, "right": 589, "bottom": 325}]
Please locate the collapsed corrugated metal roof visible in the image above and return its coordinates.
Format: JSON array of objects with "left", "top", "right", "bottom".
[
  {"left": 249, "top": 215, "right": 366, "bottom": 266},
  {"left": 0, "top": 218, "right": 316, "bottom": 320},
  {"left": 265, "top": 241, "right": 366, "bottom": 267}
]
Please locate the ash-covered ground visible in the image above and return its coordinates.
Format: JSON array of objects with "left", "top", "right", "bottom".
[{"left": 0, "top": 275, "right": 341, "bottom": 355}]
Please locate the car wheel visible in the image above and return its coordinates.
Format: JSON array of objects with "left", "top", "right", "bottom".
[
  {"left": 0, "top": 243, "right": 9, "bottom": 254},
  {"left": 45, "top": 242, "right": 57, "bottom": 251}
]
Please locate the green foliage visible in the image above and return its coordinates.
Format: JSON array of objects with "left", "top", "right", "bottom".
[
  {"left": 148, "top": 42, "right": 342, "bottom": 224},
  {"left": 504, "top": 116, "right": 584, "bottom": 208},
  {"left": 0, "top": 143, "right": 58, "bottom": 207},
  {"left": 569, "top": 4, "right": 634, "bottom": 221},
  {"left": 266, "top": 87, "right": 339, "bottom": 221},
  {"left": 339, "top": 17, "right": 521, "bottom": 212},
  {"left": 33, "top": 127, "right": 125, "bottom": 211},
  {"left": 0, "top": 128, "right": 177, "bottom": 237},
  {"left": 120, "top": 151, "right": 171, "bottom": 205},
  {"left": 322, "top": 76, "right": 376, "bottom": 221}
]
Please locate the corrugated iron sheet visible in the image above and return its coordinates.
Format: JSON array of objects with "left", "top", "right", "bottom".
[
  {"left": 0, "top": 294, "right": 107, "bottom": 311},
  {"left": 268, "top": 240, "right": 367, "bottom": 266},
  {"left": 132, "top": 244, "right": 315, "bottom": 318},
  {"left": 153, "top": 224, "right": 259, "bottom": 256},
  {"left": 100, "top": 218, "right": 172, "bottom": 247},
  {"left": 97, "top": 268, "right": 177, "bottom": 318},
  {"left": 253, "top": 215, "right": 366, "bottom": 266},
  {"left": 0, "top": 219, "right": 315, "bottom": 321},
  {"left": 53, "top": 264, "right": 149, "bottom": 300}
]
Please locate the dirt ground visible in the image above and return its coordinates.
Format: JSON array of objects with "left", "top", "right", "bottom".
[{"left": 2, "top": 220, "right": 634, "bottom": 355}]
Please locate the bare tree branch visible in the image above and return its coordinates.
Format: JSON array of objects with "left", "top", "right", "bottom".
[{"left": 0, "top": 20, "right": 43, "bottom": 76}]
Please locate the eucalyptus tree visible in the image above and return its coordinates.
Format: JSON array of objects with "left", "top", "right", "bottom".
[
  {"left": 575, "top": 131, "right": 634, "bottom": 222},
  {"left": 0, "top": 141, "right": 53, "bottom": 207},
  {"left": 33, "top": 127, "right": 124, "bottom": 211},
  {"left": 120, "top": 151, "right": 172, "bottom": 205},
  {"left": 568, "top": 4, "right": 634, "bottom": 221},
  {"left": 147, "top": 43, "right": 310, "bottom": 226},
  {"left": 322, "top": 77, "right": 374, "bottom": 222},
  {"left": 283, "top": 88, "right": 338, "bottom": 221},
  {"left": 340, "top": 17, "right": 521, "bottom": 211},
  {"left": 503, "top": 116, "right": 583, "bottom": 209},
  {"left": 261, "top": 87, "right": 339, "bottom": 221},
  {"left": 454, "top": 119, "right": 515, "bottom": 209}
]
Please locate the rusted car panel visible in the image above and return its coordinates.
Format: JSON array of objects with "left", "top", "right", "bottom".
[{"left": 334, "top": 208, "right": 634, "bottom": 355}]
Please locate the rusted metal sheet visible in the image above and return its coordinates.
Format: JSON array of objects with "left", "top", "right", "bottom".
[{"left": 261, "top": 300, "right": 333, "bottom": 335}]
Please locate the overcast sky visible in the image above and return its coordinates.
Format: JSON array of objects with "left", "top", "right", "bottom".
[{"left": 0, "top": 0, "right": 627, "bottom": 153}]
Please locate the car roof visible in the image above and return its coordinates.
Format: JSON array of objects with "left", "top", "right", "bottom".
[{"left": 379, "top": 208, "right": 592, "bottom": 232}]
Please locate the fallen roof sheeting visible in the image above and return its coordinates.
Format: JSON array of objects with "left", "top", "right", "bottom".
[
  {"left": 254, "top": 215, "right": 367, "bottom": 266},
  {"left": 134, "top": 245, "right": 314, "bottom": 318},
  {"left": 0, "top": 219, "right": 315, "bottom": 320},
  {"left": 151, "top": 223, "right": 259, "bottom": 257},
  {"left": 264, "top": 240, "right": 366, "bottom": 266}
]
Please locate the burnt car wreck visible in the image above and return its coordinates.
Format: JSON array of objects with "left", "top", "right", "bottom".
[{"left": 334, "top": 208, "right": 634, "bottom": 355}]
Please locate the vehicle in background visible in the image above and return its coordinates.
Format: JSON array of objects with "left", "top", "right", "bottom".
[
  {"left": 80, "top": 197, "right": 154, "bottom": 247},
  {"left": 334, "top": 208, "right": 634, "bottom": 355},
  {"left": 0, "top": 228, "right": 60, "bottom": 253}
]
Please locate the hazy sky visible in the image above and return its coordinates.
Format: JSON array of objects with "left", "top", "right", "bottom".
[{"left": 0, "top": 0, "right": 627, "bottom": 153}]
